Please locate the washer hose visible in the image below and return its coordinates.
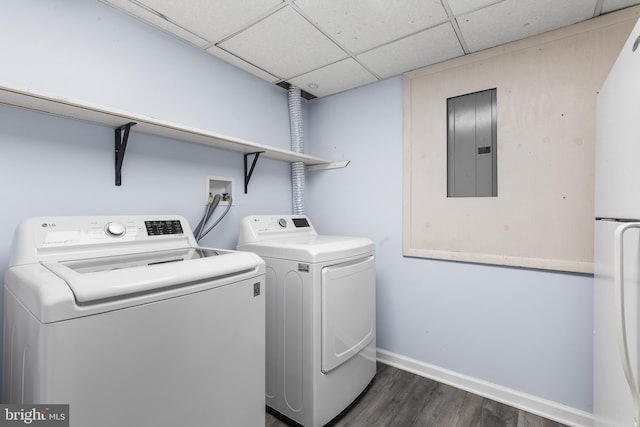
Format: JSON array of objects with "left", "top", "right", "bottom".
[
  {"left": 199, "top": 195, "right": 232, "bottom": 240},
  {"left": 194, "top": 193, "right": 221, "bottom": 240}
]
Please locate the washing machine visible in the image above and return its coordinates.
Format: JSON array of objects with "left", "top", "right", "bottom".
[
  {"left": 237, "top": 215, "right": 376, "bottom": 427},
  {"left": 3, "top": 215, "right": 265, "bottom": 427}
]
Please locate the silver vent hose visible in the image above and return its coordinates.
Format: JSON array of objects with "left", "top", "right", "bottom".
[{"left": 288, "top": 85, "right": 305, "bottom": 215}]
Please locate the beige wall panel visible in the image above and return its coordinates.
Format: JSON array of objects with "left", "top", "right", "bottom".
[{"left": 403, "top": 7, "right": 640, "bottom": 273}]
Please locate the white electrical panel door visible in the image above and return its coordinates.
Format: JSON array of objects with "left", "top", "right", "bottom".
[
  {"left": 595, "top": 23, "right": 640, "bottom": 219},
  {"left": 321, "top": 256, "right": 376, "bottom": 373}
]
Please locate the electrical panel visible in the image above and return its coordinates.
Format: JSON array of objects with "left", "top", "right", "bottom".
[{"left": 447, "top": 88, "right": 497, "bottom": 197}]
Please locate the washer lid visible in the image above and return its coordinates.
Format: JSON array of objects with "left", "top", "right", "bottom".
[
  {"left": 42, "top": 247, "right": 259, "bottom": 303},
  {"left": 238, "top": 235, "right": 374, "bottom": 263}
]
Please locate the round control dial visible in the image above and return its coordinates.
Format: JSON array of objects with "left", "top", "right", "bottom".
[
  {"left": 278, "top": 218, "right": 287, "bottom": 228},
  {"left": 105, "top": 222, "right": 126, "bottom": 237}
]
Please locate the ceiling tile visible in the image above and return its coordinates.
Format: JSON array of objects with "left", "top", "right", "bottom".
[
  {"left": 601, "top": 0, "right": 640, "bottom": 13},
  {"left": 446, "top": 0, "right": 507, "bottom": 15},
  {"left": 458, "top": 0, "right": 598, "bottom": 53},
  {"left": 288, "top": 58, "right": 378, "bottom": 97},
  {"left": 133, "top": 0, "right": 285, "bottom": 42},
  {"left": 294, "top": 0, "right": 449, "bottom": 54},
  {"left": 102, "top": 0, "right": 640, "bottom": 98},
  {"left": 102, "top": 0, "right": 209, "bottom": 47},
  {"left": 218, "top": 6, "right": 347, "bottom": 80},
  {"left": 357, "top": 23, "right": 464, "bottom": 79}
]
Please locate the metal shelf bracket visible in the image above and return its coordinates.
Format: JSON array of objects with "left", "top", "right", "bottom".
[
  {"left": 307, "top": 160, "right": 350, "bottom": 171},
  {"left": 244, "top": 151, "right": 264, "bottom": 193},
  {"left": 114, "top": 122, "right": 137, "bottom": 186}
]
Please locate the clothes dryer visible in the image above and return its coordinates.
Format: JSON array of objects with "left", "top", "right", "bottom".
[
  {"left": 3, "top": 215, "right": 265, "bottom": 427},
  {"left": 237, "top": 215, "right": 376, "bottom": 427}
]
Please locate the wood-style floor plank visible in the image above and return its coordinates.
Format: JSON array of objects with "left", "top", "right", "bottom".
[
  {"left": 479, "top": 399, "right": 519, "bottom": 427},
  {"left": 265, "top": 363, "right": 567, "bottom": 427},
  {"left": 516, "top": 410, "right": 566, "bottom": 427}
]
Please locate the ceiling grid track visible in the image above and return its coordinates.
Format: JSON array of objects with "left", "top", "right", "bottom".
[
  {"left": 210, "top": 2, "right": 289, "bottom": 49},
  {"left": 123, "top": 0, "right": 209, "bottom": 47},
  {"left": 441, "top": 0, "right": 471, "bottom": 55}
]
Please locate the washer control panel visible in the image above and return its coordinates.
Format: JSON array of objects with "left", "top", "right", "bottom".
[
  {"left": 105, "top": 221, "right": 126, "bottom": 237},
  {"left": 11, "top": 215, "right": 197, "bottom": 265},
  {"left": 27, "top": 216, "right": 190, "bottom": 249},
  {"left": 144, "top": 220, "right": 184, "bottom": 236}
]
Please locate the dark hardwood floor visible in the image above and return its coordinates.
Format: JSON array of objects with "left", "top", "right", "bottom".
[{"left": 265, "top": 362, "right": 567, "bottom": 427}]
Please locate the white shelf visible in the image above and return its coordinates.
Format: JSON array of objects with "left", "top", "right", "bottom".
[{"left": 0, "top": 82, "right": 343, "bottom": 166}]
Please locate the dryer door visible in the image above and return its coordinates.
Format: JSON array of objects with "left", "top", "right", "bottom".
[{"left": 321, "top": 255, "right": 375, "bottom": 373}]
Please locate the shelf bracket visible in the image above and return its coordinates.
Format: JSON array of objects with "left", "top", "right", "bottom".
[
  {"left": 244, "top": 151, "right": 264, "bottom": 193},
  {"left": 307, "top": 160, "right": 350, "bottom": 171},
  {"left": 114, "top": 122, "right": 137, "bottom": 186}
]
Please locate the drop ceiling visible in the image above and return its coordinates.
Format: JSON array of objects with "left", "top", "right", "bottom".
[{"left": 100, "top": 0, "right": 640, "bottom": 98}]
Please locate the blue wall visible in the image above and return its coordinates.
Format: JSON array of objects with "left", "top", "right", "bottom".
[
  {"left": 0, "top": 0, "right": 593, "bottom": 414},
  {"left": 0, "top": 0, "right": 296, "bottom": 266},
  {"left": 306, "top": 78, "right": 593, "bottom": 412},
  {"left": 0, "top": 1, "right": 296, "bottom": 394}
]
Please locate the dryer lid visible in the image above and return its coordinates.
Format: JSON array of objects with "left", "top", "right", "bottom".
[{"left": 42, "top": 247, "right": 259, "bottom": 303}]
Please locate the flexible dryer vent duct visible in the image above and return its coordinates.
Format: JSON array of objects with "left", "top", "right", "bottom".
[{"left": 288, "top": 85, "right": 305, "bottom": 215}]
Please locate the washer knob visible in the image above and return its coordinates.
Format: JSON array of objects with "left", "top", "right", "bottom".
[
  {"left": 105, "top": 222, "right": 126, "bottom": 237},
  {"left": 278, "top": 218, "right": 287, "bottom": 228}
]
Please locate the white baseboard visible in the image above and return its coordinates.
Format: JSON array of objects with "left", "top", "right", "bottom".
[{"left": 376, "top": 349, "right": 592, "bottom": 427}]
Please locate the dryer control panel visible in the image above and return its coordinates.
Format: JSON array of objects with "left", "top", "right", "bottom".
[{"left": 237, "top": 215, "right": 317, "bottom": 245}]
